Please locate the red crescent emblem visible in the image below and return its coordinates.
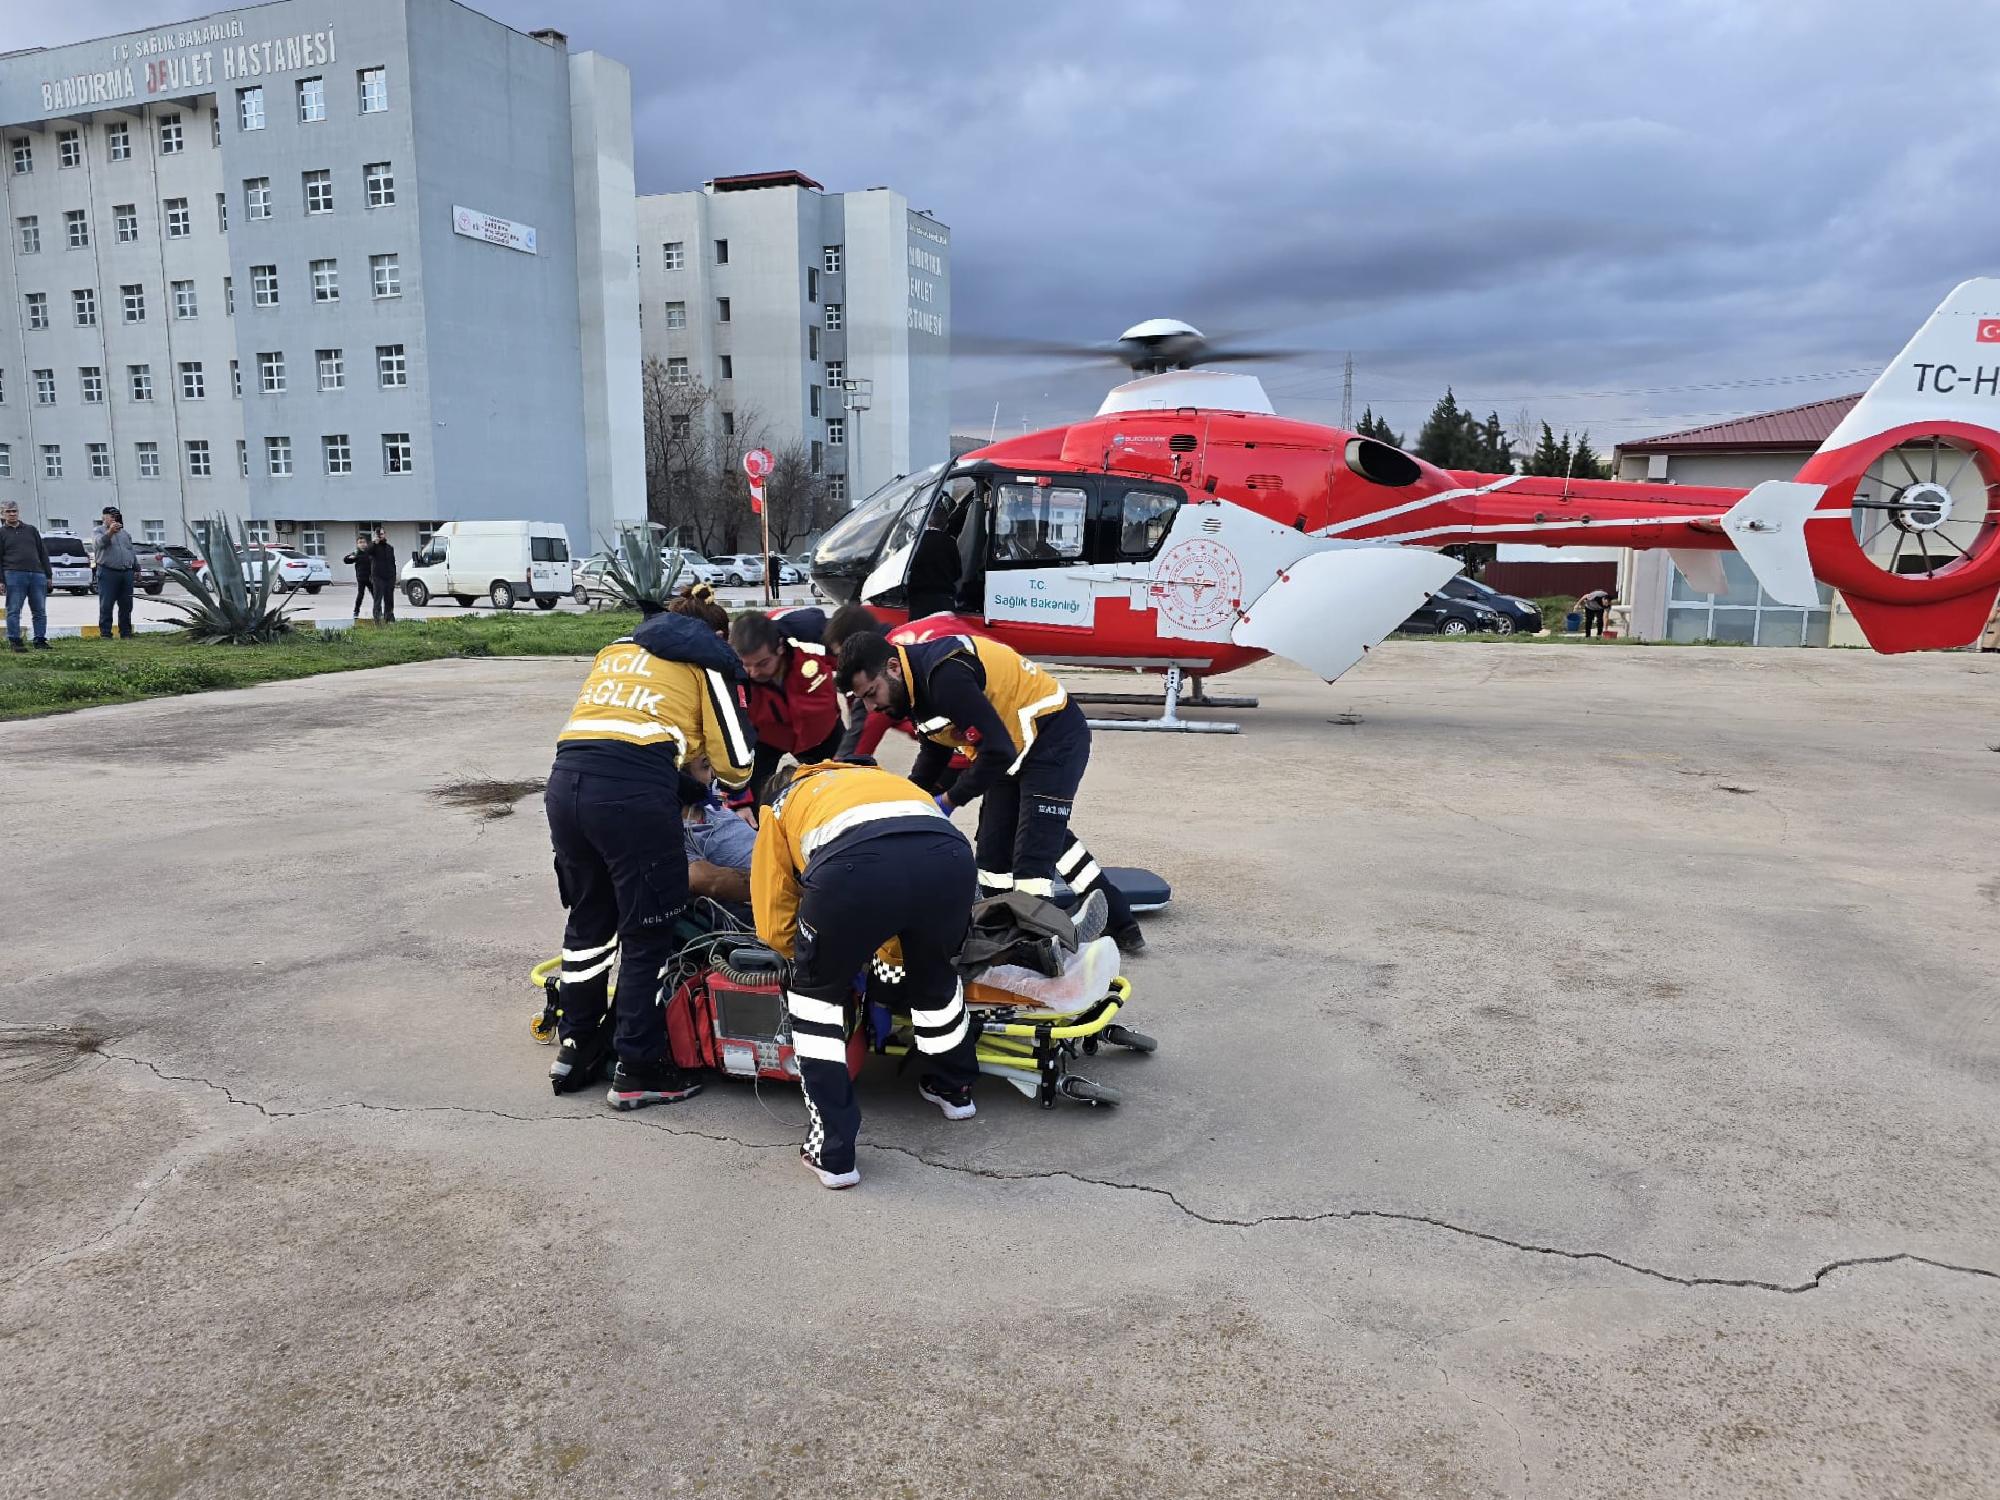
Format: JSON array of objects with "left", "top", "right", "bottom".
[{"left": 1977, "top": 319, "right": 2000, "bottom": 343}]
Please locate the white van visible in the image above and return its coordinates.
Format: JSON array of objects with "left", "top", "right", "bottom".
[{"left": 400, "top": 521, "right": 574, "bottom": 610}]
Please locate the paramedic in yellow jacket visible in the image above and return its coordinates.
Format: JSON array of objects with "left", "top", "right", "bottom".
[
  {"left": 752, "top": 760, "right": 981, "bottom": 1189},
  {"left": 836, "top": 630, "right": 1146, "bottom": 953},
  {"left": 546, "top": 608, "right": 755, "bottom": 1109}
]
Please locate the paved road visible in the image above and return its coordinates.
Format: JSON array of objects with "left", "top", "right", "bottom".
[{"left": 2, "top": 644, "right": 1995, "bottom": 1498}]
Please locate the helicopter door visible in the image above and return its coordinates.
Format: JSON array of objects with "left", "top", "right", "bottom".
[{"left": 982, "top": 478, "right": 1097, "bottom": 628}]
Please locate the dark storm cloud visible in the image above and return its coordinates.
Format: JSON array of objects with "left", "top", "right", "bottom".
[{"left": 11, "top": 0, "right": 2000, "bottom": 441}]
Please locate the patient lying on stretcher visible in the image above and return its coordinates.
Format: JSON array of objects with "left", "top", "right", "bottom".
[{"left": 679, "top": 754, "right": 755, "bottom": 913}]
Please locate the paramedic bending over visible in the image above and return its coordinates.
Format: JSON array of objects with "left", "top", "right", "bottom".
[{"left": 752, "top": 761, "right": 982, "bottom": 1189}]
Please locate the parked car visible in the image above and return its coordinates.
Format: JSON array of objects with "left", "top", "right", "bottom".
[
  {"left": 158, "top": 544, "right": 206, "bottom": 582},
  {"left": 571, "top": 553, "right": 617, "bottom": 607},
  {"left": 670, "top": 552, "right": 728, "bottom": 588},
  {"left": 401, "top": 520, "right": 574, "bottom": 610},
  {"left": 129, "top": 546, "right": 168, "bottom": 595},
  {"left": 1397, "top": 589, "right": 1508, "bottom": 636},
  {"left": 1440, "top": 575, "right": 1542, "bottom": 634},
  {"left": 240, "top": 546, "right": 332, "bottom": 593},
  {"left": 712, "top": 553, "right": 805, "bottom": 587},
  {"left": 44, "top": 533, "right": 94, "bottom": 594}
]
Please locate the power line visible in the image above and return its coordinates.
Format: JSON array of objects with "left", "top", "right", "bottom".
[{"left": 1267, "top": 365, "right": 1879, "bottom": 406}]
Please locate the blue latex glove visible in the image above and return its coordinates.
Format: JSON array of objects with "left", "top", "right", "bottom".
[{"left": 935, "top": 794, "right": 953, "bottom": 816}]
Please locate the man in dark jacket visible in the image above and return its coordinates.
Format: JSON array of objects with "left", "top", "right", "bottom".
[
  {"left": 2, "top": 501, "right": 52, "bottom": 652},
  {"left": 342, "top": 537, "right": 375, "bottom": 619},
  {"left": 368, "top": 529, "right": 397, "bottom": 622},
  {"left": 92, "top": 507, "right": 139, "bottom": 639}
]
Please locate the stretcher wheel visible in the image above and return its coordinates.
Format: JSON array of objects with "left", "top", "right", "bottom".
[
  {"left": 1058, "top": 1075, "right": 1121, "bottom": 1106},
  {"left": 1104, "top": 1024, "right": 1157, "bottom": 1053},
  {"left": 529, "top": 1010, "right": 556, "bottom": 1044}
]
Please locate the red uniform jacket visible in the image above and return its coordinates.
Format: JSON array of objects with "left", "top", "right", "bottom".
[{"left": 744, "top": 636, "right": 842, "bottom": 755}]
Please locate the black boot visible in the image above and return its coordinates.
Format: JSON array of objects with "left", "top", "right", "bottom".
[{"left": 607, "top": 1057, "right": 703, "bottom": 1111}]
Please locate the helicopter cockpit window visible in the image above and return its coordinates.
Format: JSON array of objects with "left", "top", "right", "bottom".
[
  {"left": 992, "top": 482, "right": 1087, "bottom": 564},
  {"left": 1117, "top": 489, "right": 1181, "bottom": 559}
]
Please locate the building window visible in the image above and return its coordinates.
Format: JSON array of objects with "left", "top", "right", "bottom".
[
  {"left": 224, "top": 276, "right": 234, "bottom": 315},
  {"left": 158, "top": 114, "right": 184, "bottom": 154},
  {"left": 719, "top": 354, "right": 733, "bottom": 380},
  {"left": 33, "top": 369, "right": 56, "bottom": 405},
  {"left": 245, "top": 177, "right": 271, "bottom": 219},
  {"left": 670, "top": 413, "right": 691, "bottom": 440},
  {"left": 323, "top": 434, "right": 352, "bottom": 475},
  {"left": 179, "top": 362, "right": 206, "bottom": 400},
  {"left": 808, "top": 325, "right": 819, "bottom": 361},
  {"left": 376, "top": 344, "right": 407, "bottom": 388},
  {"left": 364, "top": 161, "right": 394, "bottom": 208},
  {"left": 114, "top": 204, "right": 138, "bottom": 242},
  {"left": 311, "top": 258, "right": 339, "bottom": 302},
  {"left": 141, "top": 518, "right": 166, "bottom": 544},
  {"left": 662, "top": 241, "right": 684, "bottom": 270},
  {"left": 129, "top": 364, "right": 153, "bottom": 402},
  {"left": 252, "top": 265, "right": 279, "bottom": 306},
  {"left": 717, "top": 297, "right": 731, "bottom": 323},
  {"left": 258, "top": 352, "right": 286, "bottom": 393},
  {"left": 370, "top": 254, "right": 400, "bottom": 298},
  {"left": 714, "top": 238, "right": 729, "bottom": 265},
  {"left": 64, "top": 209, "right": 89, "bottom": 248},
  {"left": 73, "top": 289, "right": 98, "bottom": 327},
  {"left": 88, "top": 443, "right": 111, "bottom": 479},
  {"left": 137, "top": 444, "right": 161, "bottom": 479},
  {"left": 825, "top": 303, "right": 843, "bottom": 331},
  {"left": 827, "top": 418, "right": 845, "bottom": 446},
  {"left": 824, "top": 244, "right": 842, "bottom": 274},
  {"left": 266, "top": 436, "right": 293, "bottom": 477},
  {"left": 122, "top": 284, "right": 145, "bottom": 323},
  {"left": 382, "top": 432, "right": 413, "bottom": 474},
  {"left": 666, "top": 356, "right": 689, "bottom": 385},
  {"left": 810, "top": 385, "right": 820, "bottom": 417},
  {"left": 358, "top": 67, "right": 388, "bottom": 114},
  {"left": 163, "top": 197, "right": 191, "bottom": 238},
  {"left": 107, "top": 122, "right": 130, "bottom": 161},
  {"left": 304, "top": 169, "right": 334, "bottom": 215},
  {"left": 0, "top": 446, "right": 9, "bottom": 478},
  {"left": 216, "top": 193, "right": 228, "bottom": 233},
  {"left": 172, "top": 281, "right": 197, "bottom": 319},
  {"left": 42, "top": 446, "right": 62, "bottom": 479},
  {"left": 807, "top": 267, "right": 818, "bottom": 303},
  {"left": 238, "top": 86, "right": 265, "bottom": 131},
  {"left": 79, "top": 367, "right": 103, "bottom": 403},
  {"left": 211, "top": 108, "right": 221, "bottom": 148},
  {"left": 825, "top": 360, "right": 844, "bottom": 387},
  {"left": 663, "top": 301, "right": 686, "bottom": 329},
  {"left": 811, "top": 440, "right": 822, "bottom": 473},
  {"left": 298, "top": 76, "right": 326, "bottom": 123},
  {"left": 10, "top": 138, "right": 31, "bottom": 174},
  {"left": 828, "top": 474, "right": 846, "bottom": 505},
  {"left": 236, "top": 440, "right": 248, "bottom": 476},
  {"left": 317, "top": 349, "right": 344, "bottom": 390},
  {"left": 301, "top": 523, "right": 327, "bottom": 555},
  {"left": 16, "top": 215, "right": 38, "bottom": 254},
  {"left": 58, "top": 129, "right": 81, "bottom": 168},
  {"left": 230, "top": 359, "right": 241, "bottom": 397},
  {"left": 24, "top": 294, "right": 48, "bottom": 332},
  {"left": 721, "top": 411, "right": 735, "bottom": 436}
]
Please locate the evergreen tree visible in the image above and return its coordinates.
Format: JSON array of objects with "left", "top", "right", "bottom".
[
  {"left": 1524, "top": 422, "right": 1572, "bottom": 477},
  {"left": 1355, "top": 407, "right": 1404, "bottom": 448},
  {"left": 1569, "top": 431, "right": 1607, "bottom": 479},
  {"left": 1416, "top": 390, "right": 1474, "bottom": 468},
  {"left": 1477, "top": 411, "right": 1514, "bottom": 473}
]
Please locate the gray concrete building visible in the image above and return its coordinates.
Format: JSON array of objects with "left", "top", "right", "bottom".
[
  {"left": 0, "top": 0, "right": 642, "bottom": 562},
  {"left": 634, "top": 170, "right": 950, "bottom": 513}
]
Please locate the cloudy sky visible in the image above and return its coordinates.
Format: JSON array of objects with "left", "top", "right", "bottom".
[{"left": 8, "top": 0, "right": 1998, "bottom": 448}]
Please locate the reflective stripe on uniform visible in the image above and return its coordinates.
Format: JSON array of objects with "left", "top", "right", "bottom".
[
  {"left": 1014, "top": 876, "right": 1057, "bottom": 898},
  {"left": 1009, "top": 684, "right": 1068, "bottom": 773},
  {"left": 915, "top": 1013, "right": 969, "bottom": 1055},
  {"left": 800, "top": 799, "right": 943, "bottom": 859},
  {"left": 1056, "top": 843, "right": 1087, "bottom": 877},
  {"left": 977, "top": 869, "right": 1015, "bottom": 890},
  {"left": 560, "top": 718, "right": 689, "bottom": 752},
  {"left": 786, "top": 993, "right": 846, "bottom": 1028},
  {"left": 1071, "top": 860, "right": 1102, "bottom": 890},
  {"left": 562, "top": 954, "right": 616, "bottom": 984},
  {"left": 792, "top": 1030, "right": 850, "bottom": 1063},
  {"left": 705, "top": 668, "right": 753, "bottom": 773},
  {"left": 909, "top": 983, "right": 964, "bottom": 1030},
  {"left": 561, "top": 938, "right": 618, "bottom": 962}
]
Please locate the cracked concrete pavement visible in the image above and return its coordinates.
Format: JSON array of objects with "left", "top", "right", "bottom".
[{"left": 3, "top": 641, "right": 1996, "bottom": 1498}]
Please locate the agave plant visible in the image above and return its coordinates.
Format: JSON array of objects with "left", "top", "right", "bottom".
[
  {"left": 158, "top": 514, "right": 295, "bottom": 644},
  {"left": 597, "top": 523, "right": 686, "bottom": 612}
]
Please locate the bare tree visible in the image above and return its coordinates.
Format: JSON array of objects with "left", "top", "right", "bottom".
[{"left": 761, "top": 440, "right": 831, "bottom": 552}]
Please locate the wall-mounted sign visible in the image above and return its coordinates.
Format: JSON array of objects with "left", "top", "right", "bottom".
[{"left": 452, "top": 206, "right": 537, "bottom": 255}]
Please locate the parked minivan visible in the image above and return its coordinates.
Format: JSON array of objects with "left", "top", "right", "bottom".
[
  {"left": 400, "top": 521, "right": 575, "bottom": 610},
  {"left": 44, "top": 533, "right": 94, "bottom": 594}
]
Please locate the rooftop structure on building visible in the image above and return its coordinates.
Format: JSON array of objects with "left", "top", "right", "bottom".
[
  {"left": 1620, "top": 394, "right": 1863, "bottom": 453},
  {"left": 0, "top": 0, "right": 643, "bottom": 562}
]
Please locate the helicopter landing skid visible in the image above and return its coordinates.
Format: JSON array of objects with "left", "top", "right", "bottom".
[{"left": 1082, "top": 665, "right": 1248, "bottom": 734}]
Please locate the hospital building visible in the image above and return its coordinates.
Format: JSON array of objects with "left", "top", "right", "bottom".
[{"left": 0, "top": 0, "right": 644, "bottom": 561}]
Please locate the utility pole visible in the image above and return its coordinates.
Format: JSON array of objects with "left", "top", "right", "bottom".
[
  {"left": 842, "top": 377, "right": 873, "bottom": 504},
  {"left": 1340, "top": 352, "right": 1354, "bottom": 430}
]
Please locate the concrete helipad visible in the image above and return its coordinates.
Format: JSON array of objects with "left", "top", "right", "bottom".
[{"left": 3, "top": 641, "right": 1995, "bottom": 1499}]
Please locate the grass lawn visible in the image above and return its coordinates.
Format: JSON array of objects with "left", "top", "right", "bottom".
[{"left": 0, "top": 613, "right": 640, "bottom": 720}]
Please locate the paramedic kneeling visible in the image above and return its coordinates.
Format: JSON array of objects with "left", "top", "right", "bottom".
[
  {"left": 546, "top": 608, "right": 756, "bottom": 1108},
  {"left": 752, "top": 761, "right": 982, "bottom": 1189}
]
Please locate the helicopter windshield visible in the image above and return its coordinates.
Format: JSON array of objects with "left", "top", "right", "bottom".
[{"left": 809, "top": 463, "right": 946, "bottom": 599}]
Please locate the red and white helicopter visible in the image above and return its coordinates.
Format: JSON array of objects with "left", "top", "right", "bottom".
[{"left": 810, "top": 279, "right": 2000, "bottom": 729}]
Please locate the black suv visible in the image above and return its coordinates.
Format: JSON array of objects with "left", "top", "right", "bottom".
[{"left": 1440, "top": 575, "right": 1542, "bottom": 633}]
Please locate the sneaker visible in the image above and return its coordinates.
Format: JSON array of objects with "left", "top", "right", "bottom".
[
  {"left": 918, "top": 1076, "right": 977, "bottom": 1121},
  {"left": 548, "top": 1034, "right": 610, "bottom": 1095},
  {"left": 606, "top": 1057, "right": 703, "bottom": 1110},
  {"left": 1069, "top": 889, "right": 1109, "bottom": 944},
  {"left": 801, "top": 1146, "right": 860, "bottom": 1189},
  {"left": 1112, "top": 923, "right": 1147, "bottom": 956},
  {"left": 7, "top": 641, "right": 23, "bottom": 653}
]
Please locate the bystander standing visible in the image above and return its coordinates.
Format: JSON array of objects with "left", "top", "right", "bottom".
[
  {"left": 368, "top": 529, "right": 398, "bottom": 623},
  {"left": 1, "top": 501, "right": 52, "bottom": 652},
  {"left": 92, "top": 507, "right": 139, "bottom": 640}
]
